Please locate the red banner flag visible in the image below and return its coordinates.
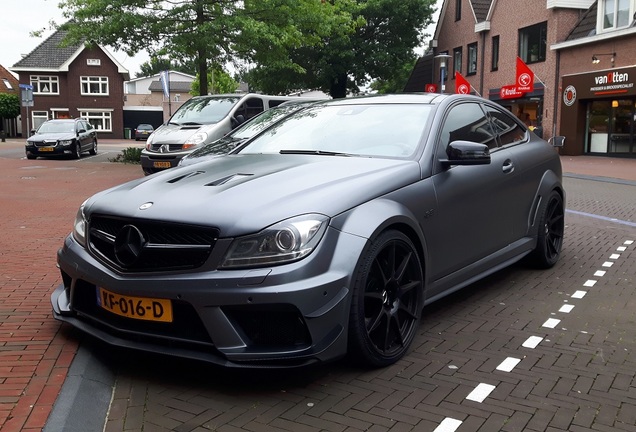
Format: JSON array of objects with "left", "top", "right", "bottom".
[
  {"left": 516, "top": 57, "right": 534, "bottom": 92},
  {"left": 425, "top": 83, "right": 438, "bottom": 93},
  {"left": 455, "top": 72, "right": 470, "bottom": 94}
]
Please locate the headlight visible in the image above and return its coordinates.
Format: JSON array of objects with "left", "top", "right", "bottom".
[
  {"left": 58, "top": 139, "right": 73, "bottom": 146},
  {"left": 183, "top": 132, "right": 208, "bottom": 150},
  {"left": 72, "top": 200, "right": 89, "bottom": 247},
  {"left": 220, "top": 214, "right": 329, "bottom": 269}
]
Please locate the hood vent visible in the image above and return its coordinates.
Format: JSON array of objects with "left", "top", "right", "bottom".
[{"left": 205, "top": 173, "right": 253, "bottom": 186}]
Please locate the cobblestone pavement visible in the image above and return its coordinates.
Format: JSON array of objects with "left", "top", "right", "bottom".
[{"left": 0, "top": 143, "right": 635, "bottom": 432}]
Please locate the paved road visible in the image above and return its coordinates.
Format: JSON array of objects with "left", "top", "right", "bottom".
[{"left": 0, "top": 141, "right": 635, "bottom": 432}]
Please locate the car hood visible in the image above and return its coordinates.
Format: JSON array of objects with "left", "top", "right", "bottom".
[
  {"left": 150, "top": 122, "right": 210, "bottom": 145},
  {"left": 28, "top": 132, "right": 75, "bottom": 142},
  {"left": 86, "top": 154, "right": 421, "bottom": 236}
]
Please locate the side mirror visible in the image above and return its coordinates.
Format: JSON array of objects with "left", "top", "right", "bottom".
[
  {"left": 548, "top": 136, "right": 565, "bottom": 147},
  {"left": 440, "top": 141, "right": 491, "bottom": 167}
]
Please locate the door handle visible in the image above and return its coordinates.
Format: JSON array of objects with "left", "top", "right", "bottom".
[{"left": 502, "top": 159, "right": 514, "bottom": 174}]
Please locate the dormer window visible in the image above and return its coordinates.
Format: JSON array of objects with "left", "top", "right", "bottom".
[{"left": 599, "top": 0, "right": 633, "bottom": 32}]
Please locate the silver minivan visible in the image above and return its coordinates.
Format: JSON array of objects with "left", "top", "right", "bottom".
[{"left": 140, "top": 93, "right": 307, "bottom": 175}]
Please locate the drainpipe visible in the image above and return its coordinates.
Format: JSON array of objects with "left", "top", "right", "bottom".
[
  {"left": 552, "top": 50, "right": 560, "bottom": 138},
  {"left": 480, "top": 32, "right": 486, "bottom": 96}
]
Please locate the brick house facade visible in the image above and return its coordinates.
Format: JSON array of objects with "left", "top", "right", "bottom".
[
  {"left": 11, "top": 29, "right": 129, "bottom": 138},
  {"left": 406, "top": 0, "right": 636, "bottom": 157}
]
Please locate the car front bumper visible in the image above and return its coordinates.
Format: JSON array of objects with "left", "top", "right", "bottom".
[
  {"left": 26, "top": 143, "right": 74, "bottom": 157},
  {"left": 52, "top": 227, "right": 365, "bottom": 368},
  {"left": 140, "top": 149, "right": 191, "bottom": 174}
]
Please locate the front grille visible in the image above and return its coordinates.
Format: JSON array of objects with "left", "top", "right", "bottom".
[
  {"left": 33, "top": 140, "right": 58, "bottom": 147},
  {"left": 147, "top": 143, "right": 184, "bottom": 152},
  {"left": 88, "top": 215, "right": 218, "bottom": 272},
  {"left": 72, "top": 279, "right": 214, "bottom": 346},
  {"left": 224, "top": 305, "right": 312, "bottom": 349}
]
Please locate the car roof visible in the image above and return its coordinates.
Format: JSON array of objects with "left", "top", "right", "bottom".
[{"left": 316, "top": 93, "right": 483, "bottom": 106}]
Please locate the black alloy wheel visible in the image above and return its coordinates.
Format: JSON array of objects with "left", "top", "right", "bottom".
[
  {"left": 529, "top": 190, "right": 564, "bottom": 268},
  {"left": 349, "top": 230, "right": 423, "bottom": 367}
]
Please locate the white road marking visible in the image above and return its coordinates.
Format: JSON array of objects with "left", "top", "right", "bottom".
[
  {"left": 466, "top": 383, "right": 496, "bottom": 403},
  {"left": 543, "top": 318, "right": 560, "bottom": 328},
  {"left": 610, "top": 254, "right": 620, "bottom": 260},
  {"left": 522, "top": 336, "right": 543, "bottom": 348},
  {"left": 572, "top": 290, "right": 587, "bottom": 299},
  {"left": 602, "top": 262, "right": 614, "bottom": 267},
  {"left": 434, "top": 418, "right": 462, "bottom": 432},
  {"left": 559, "top": 304, "right": 575, "bottom": 313},
  {"left": 496, "top": 357, "right": 521, "bottom": 372},
  {"left": 583, "top": 280, "right": 597, "bottom": 287},
  {"left": 594, "top": 270, "right": 606, "bottom": 277}
]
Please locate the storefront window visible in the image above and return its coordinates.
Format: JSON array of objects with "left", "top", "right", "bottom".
[{"left": 587, "top": 100, "right": 635, "bottom": 154}]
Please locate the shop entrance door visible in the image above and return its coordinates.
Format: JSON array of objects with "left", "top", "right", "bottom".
[{"left": 609, "top": 100, "right": 634, "bottom": 154}]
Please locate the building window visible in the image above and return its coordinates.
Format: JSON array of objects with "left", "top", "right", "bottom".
[
  {"left": 2, "top": 79, "right": 13, "bottom": 90},
  {"left": 601, "top": 0, "right": 631, "bottom": 30},
  {"left": 80, "top": 110, "right": 112, "bottom": 132},
  {"left": 455, "top": 0, "right": 461, "bottom": 21},
  {"left": 453, "top": 47, "right": 463, "bottom": 78},
  {"left": 31, "top": 76, "right": 59, "bottom": 94},
  {"left": 467, "top": 43, "right": 478, "bottom": 75},
  {"left": 519, "top": 22, "right": 547, "bottom": 64},
  {"left": 32, "top": 111, "right": 49, "bottom": 131},
  {"left": 81, "top": 76, "right": 109, "bottom": 95},
  {"left": 491, "top": 36, "right": 500, "bottom": 71}
]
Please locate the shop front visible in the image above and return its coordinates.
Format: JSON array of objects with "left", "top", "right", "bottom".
[
  {"left": 560, "top": 65, "right": 636, "bottom": 157},
  {"left": 490, "top": 84, "right": 544, "bottom": 137}
]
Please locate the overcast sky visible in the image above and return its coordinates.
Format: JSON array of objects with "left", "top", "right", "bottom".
[{"left": 1, "top": 0, "right": 149, "bottom": 77}]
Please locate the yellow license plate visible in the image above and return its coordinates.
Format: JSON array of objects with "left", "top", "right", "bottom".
[
  {"left": 97, "top": 287, "right": 173, "bottom": 322},
  {"left": 153, "top": 161, "right": 172, "bottom": 168},
  {"left": 39, "top": 147, "right": 54, "bottom": 152}
]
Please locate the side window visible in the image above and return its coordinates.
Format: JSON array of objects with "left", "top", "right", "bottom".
[
  {"left": 484, "top": 105, "right": 527, "bottom": 146},
  {"left": 438, "top": 102, "right": 498, "bottom": 161}
]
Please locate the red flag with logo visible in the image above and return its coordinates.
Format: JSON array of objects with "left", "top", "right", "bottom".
[
  {"left": 455, "top": 72, "right": 470, "bottom": 94},
  {"left": 516, "top": 57, "right": 534, "bottom": 92}
]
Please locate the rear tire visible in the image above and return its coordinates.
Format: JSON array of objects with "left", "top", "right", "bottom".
[
  {"left": 528, "top": 190, "right": 564, "bottom": 268},
  {"left": 348, "top": 230, "right": 423, "bottom": 367}
]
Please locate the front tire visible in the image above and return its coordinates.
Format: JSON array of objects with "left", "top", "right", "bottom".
[
  {"left": 72, "top": 142, "right": 81, "bottom": 159},
  {"left": 528, "top": 190, "right": 564, "bottom": 268},
  {"left": 348, "top": 230, "right": 423, "bottom": 367},
  {"left": 89, "top": 139, "right": 97, "bottom": 155}
]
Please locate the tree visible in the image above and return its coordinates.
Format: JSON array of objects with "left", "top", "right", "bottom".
[
  {"left": 137, "top": 57, "right": 198, "bottom": 78},
  {"left": 190, "top": 66, "right": 239, "bottom": 95},
  {"left": 248, "top": 0, "right": 436, "bottom": 98},
  {"left": 57, "top": 0, "right": 343, "bottom": 96},
  {"left": 369, "top": 58, "right": 417, "bottom": 94},
  {"left": 0, "top": 94, "right": 20, "bottom": 123}
]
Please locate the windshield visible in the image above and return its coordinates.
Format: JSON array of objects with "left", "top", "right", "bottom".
[
  {"left": 231, "top": 104, "right": 307, "bottom": 139},
  {"left": 38, "top": 122, "right": 74, "bottom": 134},
  {"left": 169, "top": 96, "right": 241, "bottom": 125},
  {"left": 238, "top": 103, "right": 432, "bottom": 158}
]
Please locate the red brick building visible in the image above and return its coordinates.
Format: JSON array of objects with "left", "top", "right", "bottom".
[
  {"left": 406, "top": 0, "right": 636, "bottom": 157},
  {"left": 10, "top": 29, "right": 129, "bottom": 138}
]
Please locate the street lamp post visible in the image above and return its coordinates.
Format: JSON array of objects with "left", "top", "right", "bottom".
[{"left": 434, "top": 54, "right": 452, "bottom": 94}]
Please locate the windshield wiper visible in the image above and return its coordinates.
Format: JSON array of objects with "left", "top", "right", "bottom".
[{"left": 279, "top": 149, "right": 353, "bottom": 157}]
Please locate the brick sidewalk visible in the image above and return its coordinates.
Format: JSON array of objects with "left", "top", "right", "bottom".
[{"left": 0, "top": 157, "right": 140, "bottom": 432}]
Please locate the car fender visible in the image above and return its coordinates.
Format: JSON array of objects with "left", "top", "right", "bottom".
[
  {"left": 528, "top": 169, "right": 564, "bottom": 235},
  {"left": 330, "top": 197, "right": 429, "bottom": 273}
]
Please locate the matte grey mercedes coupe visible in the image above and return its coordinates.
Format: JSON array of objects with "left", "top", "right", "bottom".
[{"left": 51, "top": 94, "right": 565, "bottom": 368}]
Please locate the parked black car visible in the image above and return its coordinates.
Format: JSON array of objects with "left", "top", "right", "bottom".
[
  {"left": 51, "top": 94, "right": 565, "bottom": 368},
  {"left": 134, "top": 124, "right": 154, "bottom": 141},
  {"left": 26, "top": 119, "right": 97, "bottom": 160}
]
